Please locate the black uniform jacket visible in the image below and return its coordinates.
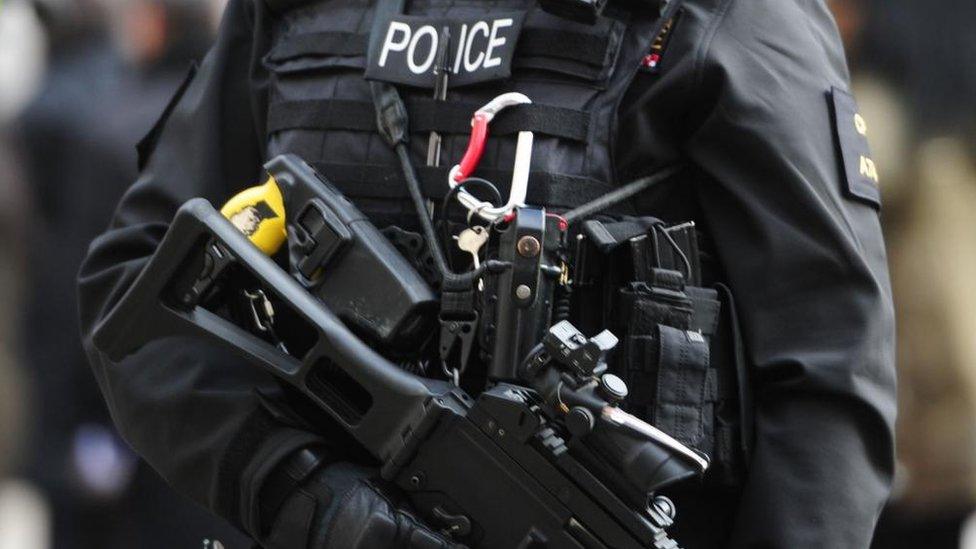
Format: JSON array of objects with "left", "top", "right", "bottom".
[{"left": 78, "top": 0, "right": 896, "bottom": 546}]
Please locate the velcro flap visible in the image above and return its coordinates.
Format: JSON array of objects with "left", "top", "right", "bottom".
[{"left": 654, "top": 325, "right": 710, "bottom": 449}]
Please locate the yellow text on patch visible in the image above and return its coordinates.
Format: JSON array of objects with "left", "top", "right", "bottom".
[{"left": 859, "top": 155, "right": 879, "bottom": 184}]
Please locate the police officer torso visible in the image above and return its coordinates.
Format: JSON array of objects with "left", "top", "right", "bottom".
[{"left": 263, "top": 0, "right": 748, "bottom": 538}]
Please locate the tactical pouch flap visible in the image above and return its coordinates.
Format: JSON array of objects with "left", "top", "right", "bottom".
[
  {"left": 654, "top": 325, "right": 713, "bottom": 451},
  {"left": 685, "top": 286, "right": 720, "bottom": 336}
]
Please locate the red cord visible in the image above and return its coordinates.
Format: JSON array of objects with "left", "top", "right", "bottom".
[
  {"left": 546, "top": 213, "right": 569, "bottom": 232},
  {"left": 455, "top": 114, "right": 490, "bottom": 182}
]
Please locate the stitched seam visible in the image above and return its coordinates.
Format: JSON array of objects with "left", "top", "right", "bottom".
[{"left": 688, "top": 0, "right": 735, "bottom": 142}]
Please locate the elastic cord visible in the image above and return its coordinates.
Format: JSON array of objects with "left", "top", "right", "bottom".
[
  {"left": 655, "top": 225, "right": 692, "bottom": 281},
  {"left": 395, "top": 145, "right": 505, "bottom": 286},
  {"left": 563, "top": 165, "right": 684, "bottom": 225},
  {"left": 397, "top": 144, "right": 452, "bottom": 276}
]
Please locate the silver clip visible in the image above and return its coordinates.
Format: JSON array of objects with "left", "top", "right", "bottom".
[{"left": 244, "top": 289, "right": 275, "bottom": 332}]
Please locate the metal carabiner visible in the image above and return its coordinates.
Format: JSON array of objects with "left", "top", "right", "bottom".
[{"left": 448, "top": 92, "right": 534, "bottom": 223}]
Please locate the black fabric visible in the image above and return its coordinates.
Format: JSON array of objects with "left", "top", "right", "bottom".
[
  {"left": 258, "top": 446, "right": 331, "bottom": 535},
  {"left": 613, "top": 280, "right": 732, "bottom": 479},
  {"left": 654, "top": 325, "right": 712, "bottom": 450},
  {"left": 409, "top": 99, "right": 589, "bottom": 141},
  {"left": 439, "top": 283, "right": 476, "bottom": 318},
  {"left": 310, "top": 161, "right": 617, "bottom": 210},
  {"left": 716, "top": 283, "right": 753, "bottom": 463},
  {"left": 262, "top": 463, "right": 460, "bottom": 549},
  {"left": 268, "top": 98, "right": 590, "bottom": 142},
  {"left": 216, "top": 407, "right": 279, "bottom": 530},
  {"left": 263, "top": 0, "right": 313, "bottom": 14},
  {"left": 615, "top": 280, "right": 693, "bottom": 409},
  {"left": 367, "top": 0, "right": 408, "bottom": 148},
  {"left": 517, "top": 29, "right": 611, "bottom": 67},
  {"left": 263, "top": 488, "right": 319, "bottom": 548},
  {"left": 591, "top": 215, "right": 728, "bottom": 474},
  {"left": 615, "top": 1, "right": 896, "bottom": 541},
  {"left": 136, "top": 62, "right": 198, "bottom": 171},
  {"left": 268, "top": 31, "right": 368, "bottom": 62},
  {"left": 267, "top": 99, "right": 374, "bottom": 133},
  {"left": 237, "top": 426, "right": 326, "bottom": 537},
  {"left": 686, "top": 286, "right": 720, "bottom": 336}
]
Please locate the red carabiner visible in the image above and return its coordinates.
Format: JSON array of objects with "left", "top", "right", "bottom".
[{"left": 454, "top": 113, "right": 490, "bottom": 182}]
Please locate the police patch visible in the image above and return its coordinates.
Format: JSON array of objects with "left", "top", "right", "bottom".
[
  {"left": 366, "top": 13, "right": 525, "bottom": 88},
  {"left": 831, "top": 87, "right": 880, "bottom": 208}
]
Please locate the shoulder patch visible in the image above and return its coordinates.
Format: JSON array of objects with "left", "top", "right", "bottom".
[{"left": 831, "top": 87, "right": 880, "bottom": 208}]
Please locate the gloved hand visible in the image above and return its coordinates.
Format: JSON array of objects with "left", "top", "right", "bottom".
[{"left": 262, "top": 462, "right": 463, "bottom": 549}]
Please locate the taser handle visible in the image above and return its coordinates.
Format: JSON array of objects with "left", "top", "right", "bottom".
[{"left": 219, "top": 175, "right": 287, "bottom": 256}]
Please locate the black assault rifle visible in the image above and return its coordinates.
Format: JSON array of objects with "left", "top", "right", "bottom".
[{"left": 92, "top": 155, "right": 707, "bottom": 548}]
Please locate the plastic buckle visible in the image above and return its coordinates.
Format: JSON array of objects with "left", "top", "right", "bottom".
[{"left": 292, "top": 201, "right": 352, "bottom": 282}]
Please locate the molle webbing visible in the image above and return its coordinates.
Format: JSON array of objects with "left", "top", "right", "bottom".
[
  {"left": 309, "top": 162, "right": 620, "bottom": 211},
  {"left": 268, "top": 98, "right": 590, "bottom": 142}
]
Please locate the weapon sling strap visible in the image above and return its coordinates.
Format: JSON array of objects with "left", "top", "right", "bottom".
[{"left": 364, "top": 0, "right": 481, "bottom": 373}]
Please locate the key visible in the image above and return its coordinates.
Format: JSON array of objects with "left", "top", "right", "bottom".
[{"left": 456, "top": 226, "right": 489, "bottom": 270}]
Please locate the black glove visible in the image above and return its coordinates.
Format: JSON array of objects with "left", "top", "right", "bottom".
[{"left": 262, "top": 461, "right": 463, "bottom": 549}]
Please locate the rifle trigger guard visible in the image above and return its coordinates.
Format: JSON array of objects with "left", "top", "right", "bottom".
[{"left": 438, "top": 312, "right": 479, "bottom": 380}]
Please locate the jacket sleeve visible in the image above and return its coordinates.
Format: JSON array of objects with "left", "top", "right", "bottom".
[
  {"left": 77, "top": 0, "right": 326, "bottom": 535},
  {"left": 685, "top": 0, "right": 896, "bottom": 546}
]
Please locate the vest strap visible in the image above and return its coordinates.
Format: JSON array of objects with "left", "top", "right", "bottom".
[
  {"left": 518, "top": 29, "right": 612, "bottom": 67},
  {"left": 269, "top": 98, "right": 590, "bottom": 142},
  {"left": 310, "top": 162, "right": 619, "bottom": 210},
  {"left": 267, "top": 32, "right": 368, "bottom": 62}
]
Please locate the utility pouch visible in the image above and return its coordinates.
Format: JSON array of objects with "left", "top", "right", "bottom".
[
  {"left": 580, "top": 216, "right": 745, "bottom": 486},
  {"left": 616, "top": 272, "right": 720, "bottom": 459},
  {"left": 654, "top": 325, "right": 712, "bottom": 456}
]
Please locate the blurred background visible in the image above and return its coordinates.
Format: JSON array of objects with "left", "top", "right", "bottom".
[
  {"left": 0, "top": 0, "right": 250, "bottom": 547},
  {"left": 0, "top": 0, "right": 974, "bottom": 547}
]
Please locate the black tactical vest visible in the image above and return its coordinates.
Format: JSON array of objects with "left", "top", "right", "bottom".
[
  {"left": 263, "top": 0, "right": 671, "bottom": 224},
  {"left": 262, "top": 0, "right": 748, "bottom": 485}
]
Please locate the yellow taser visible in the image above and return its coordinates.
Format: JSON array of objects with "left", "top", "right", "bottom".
[{"left": 220, "top": 175, "right": 287, "bottom": 255}]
